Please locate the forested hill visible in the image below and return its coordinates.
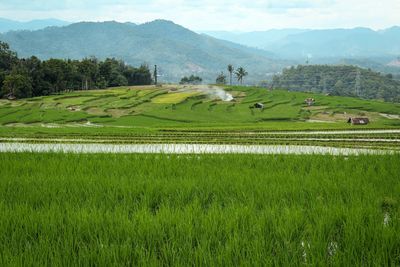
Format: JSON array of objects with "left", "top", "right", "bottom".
[
  {"left": 0, "top": 20, "right": 288, "bottom": 83},
  {"left": 272, "top": 65, "right": 400, "bottom": 102}
]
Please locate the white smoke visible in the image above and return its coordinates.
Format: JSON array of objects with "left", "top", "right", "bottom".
[
  {"left": 177, "top": 85, "right": 234, "bottom": 102},
  {"left": 210, "top": 87, "right": 233, "bottom": 102},
  {"left": 195, "top": 86, "right": 233, "bottom": 102}
]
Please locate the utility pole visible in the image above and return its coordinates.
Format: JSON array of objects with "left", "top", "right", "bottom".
[{"left": 154, "top": 65, "right": 158, "bottom": 85}]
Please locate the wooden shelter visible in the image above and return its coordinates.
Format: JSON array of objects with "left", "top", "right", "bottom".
[
  {"left": 304, "top": 98, "right": 315, "bottom": 106},
  {"left": 254, "top": 103, "right": 264, "bottom": 109},
  {"left": 347, "top": 117, "right": 369, "bottom": 125}
]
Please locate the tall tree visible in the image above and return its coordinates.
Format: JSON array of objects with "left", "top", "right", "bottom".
[
  {"left": 78, "top": 58, "right": 98, "bottom": 90},
  {"left": 1, "top": 73, "right": 32, "bottom": 98},
  {"left": 227, "top": 64, "right": 234, "bottom": 85},
  {"left": 0, "top": 41, "right": 17, "bottom": 70},
  {"left": 235, "top": 67, "right": 248, "bottom": 85},
  {"left": 0, "top": 41, "right": 18, "bottom": 94}
]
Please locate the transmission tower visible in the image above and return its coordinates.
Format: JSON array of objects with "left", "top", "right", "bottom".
[
  {"left": 322, "top": 75, "right": 327, "bottom": 94},
  {"left": 355, "top": 69, "right": 361, "bottom": 97}
]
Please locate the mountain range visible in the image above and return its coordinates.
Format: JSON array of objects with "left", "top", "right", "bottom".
[
  {"left": 1, "top": 18, "right": 400, "bottom": 83},
  {"left": 203, "top": 27, "right": 400, "bottom": 58},
  {"left": 200, "top": 29, "right": 309, "bottom": 49},
  {"left": 0, "top": 20, "right": 289, "bottom": 83},
  {"left": 0, "top": 18, "right": 70, "bottom": 33}
]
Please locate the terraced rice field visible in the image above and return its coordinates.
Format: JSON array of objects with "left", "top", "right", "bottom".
[
  {"left": 0, "top": 85, "right": 399, "bottom": 150},
  {"left": 1, "top": 86, "right": 399, "bottom": 265},
  {"left": 0, "top": 85, "right": 399, "bottom": 132}
]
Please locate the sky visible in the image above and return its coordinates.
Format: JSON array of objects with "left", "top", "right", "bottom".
[{"left": 0, "top": 0, "right": 399, "bottom": 31}]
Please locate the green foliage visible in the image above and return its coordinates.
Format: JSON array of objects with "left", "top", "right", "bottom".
[
  {"left": 0, "top": 86, "right": 400, "bottom": 134},
  {"left": 0, "top": 41, "right": 18, "bottom": 91},
  {"left": 215, "top": 72, "right": 226, "bottom": 84},
  {"left": 272, "top": 65, "right": 400, "bottom": 102},
  {"left": 227, "top": 64, "right": 234, "bottom": 85},
  {"left": 0, "top": 153, "right": 399, "bottom": 265},
  {"left": 0, "top": 21, "right": 286, "bottom": 83},
  {"left": 235, "top": 67, "right": 248, "bottom": 85},
  {"left": 1, "top": 73, "right": 32, "bottom": 98},
  {"left": 179, "top": 75, "right": 202, "bottom": 85},
  {"left": 0, "top": 41, "right": 17, "bottom": 70},
  {"left": 0, "top": 42, "right": 152, "bottom": 99}
]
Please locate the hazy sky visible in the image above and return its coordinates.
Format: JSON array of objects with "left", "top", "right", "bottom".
[{"left": 1, "top": 0, "right": 399, "bottom": 31}]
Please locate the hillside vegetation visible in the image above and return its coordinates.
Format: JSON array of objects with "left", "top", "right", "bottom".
[
  {"left": 205, "top": 27, "right": 400, "bottom": 75},
  {"left": 0, "top": 20, "right": 287, "bottom": 83},
  {"left": 272, "top": 65, "right": 400, "bottom": 102},
  {"left": 1, "top": 85, "right": 399, "bottom": 133},
  {"left": 0, "top": 41, "right": 152, "bottom": 99}
]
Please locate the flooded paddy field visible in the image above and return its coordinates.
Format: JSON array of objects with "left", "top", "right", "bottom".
[
  {"left": 0, "top": 142, "right": 397, "bottom": 155},
  {"left": 1, "top": 128, "right": 400, "bottom": 151}
]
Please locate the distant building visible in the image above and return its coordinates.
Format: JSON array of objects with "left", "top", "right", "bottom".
[
  {"left": 304, "top": 98, "right": 315, "bottom": 106},
  {"left": 347, "top": 117, "right": 369, "bottom": 125}
]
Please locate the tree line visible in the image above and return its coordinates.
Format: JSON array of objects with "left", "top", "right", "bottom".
[
  {"left": 215, "top": 65, "right": 248, "bottom": 85},
  {"left": 271, "top": 65, "right": 400, "bottom": 102},
  {"left": 179, "top": 75, "right": 202, "bottom": 85},
  {"left": 0, "top": 41, "right": 152, "bottom": 99},
  {"left": 178, "top": 65, "right": 249, "bottom": 85}
]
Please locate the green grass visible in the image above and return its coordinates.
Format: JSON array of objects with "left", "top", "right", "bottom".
[
  {"left": 1, "top": 85, "right": 399, "bottom": 147},
  {"left": 0, "top": 85, "right": 399, "bottom": 135},
  {"left": 0, "top": 153, "right": 399, "bottom": 266},
  {"left": 152, "top": 91, "right": 199, "bottom": 103}
]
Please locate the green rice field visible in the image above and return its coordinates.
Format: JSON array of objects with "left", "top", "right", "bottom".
[
  {"left": 0, "top": 85, "right": 399, "bottom": 133},
  {"left": 0, "top": 153, "right": 399, "bottom": 266},
  {"left": 1, "top": 85, "right": 399, "bottom": 148}
]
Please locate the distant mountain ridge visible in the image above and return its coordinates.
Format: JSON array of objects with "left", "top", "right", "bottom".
[
  {"left": 204, "top": 27, "right": 400, "bottom": 60},
  {"left": 2, "top": 18, "right": 399, "bottom": 83},
  {"left": 0, "top": 18, "right": 70, "bottom": 33},
  {"left": 0, "top": 20, "right": 289, "bottom": 83},
  {"left": 200, "top": 29, "right": 309, "bottom": 49}
]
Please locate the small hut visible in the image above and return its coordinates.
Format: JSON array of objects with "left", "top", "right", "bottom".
[
  {"left": 5, "top": 93, "right": 16, "bottom": 100},
  {"left": 304, "top": 98, "right": 315, "bottom": 106},
  {"left": 347, "top": 117, "right": 369, "bottom": 125},
  {"left": 254, "top": 103, "right": 264, "bottom": 109}
]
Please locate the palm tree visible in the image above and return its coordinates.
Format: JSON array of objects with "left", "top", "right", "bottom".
[
  {"left": 227, "top": 64, "right": 234, "bottom": 85},
  {"left": 235, "top": 67, "right": 248, "bottom": 85}
]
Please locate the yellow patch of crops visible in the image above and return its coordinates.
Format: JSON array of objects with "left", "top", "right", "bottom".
[{"left": 152, "top": 92, "right": 199, "bottom": 104}]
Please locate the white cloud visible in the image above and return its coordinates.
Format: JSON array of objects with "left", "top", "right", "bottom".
[{"left": 0, "top": 0, "right": 398, "bottom": 30}]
